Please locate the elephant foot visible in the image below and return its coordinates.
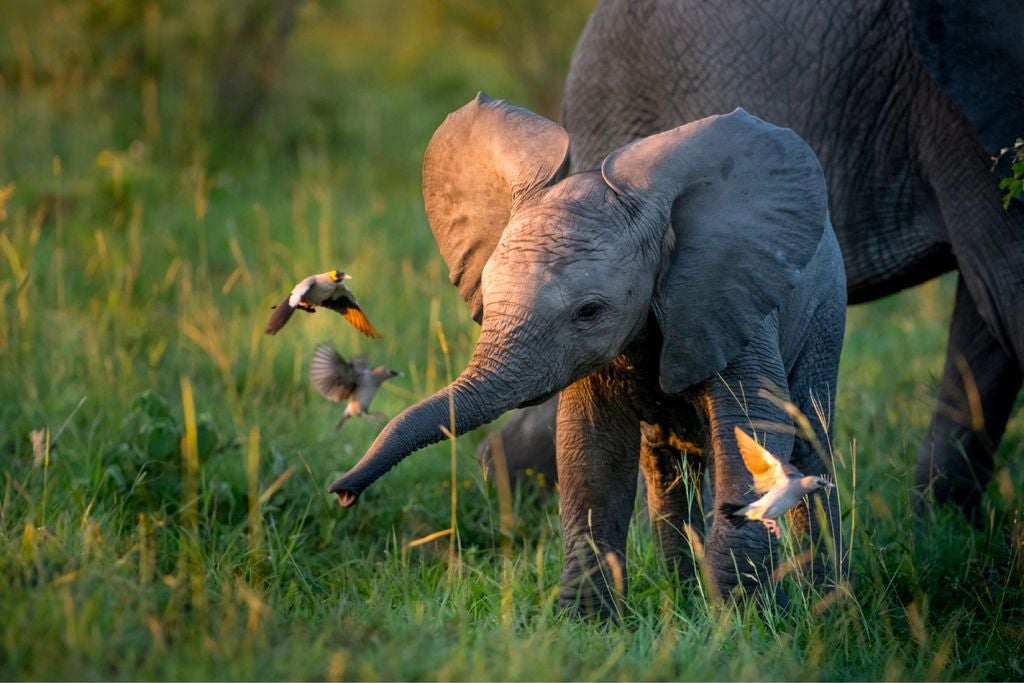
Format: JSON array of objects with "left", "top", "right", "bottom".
[
  {"left": 782, "top": 489, "right": 847, "bottom": 589},
  {"left": 656, "top": 534, "right": 703, "bottom": 584},
  {"left": 914, "top": 427, "right": 989, "bottom": 525},
  {"left": 557, "top": 547, "right": 627, "bottom": 620},
  {"left": 706, "top": 521, "right": 780, "bottom": 603},
  {"left": 912, "top": 278, "right": 1023, "bottom": 524}
]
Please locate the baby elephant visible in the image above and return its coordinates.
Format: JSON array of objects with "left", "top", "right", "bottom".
[{"left": 329, "top": 94, "right": 846, "bottom": 615}]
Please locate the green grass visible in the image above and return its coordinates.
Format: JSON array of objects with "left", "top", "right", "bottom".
[{"left": 2, "top": 2, "right": 1023, "bottom": 680}]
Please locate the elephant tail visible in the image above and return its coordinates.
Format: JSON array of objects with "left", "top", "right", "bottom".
[{"left": 717, "top": 502, "right": 748, "bottom": 528}]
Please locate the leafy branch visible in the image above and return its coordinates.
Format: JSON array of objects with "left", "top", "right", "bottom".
[{"left": 998, "top": 138, "right": 1024, "bottom": 209}]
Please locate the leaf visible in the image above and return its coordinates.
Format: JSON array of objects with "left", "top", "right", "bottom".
[
  {"left": 105, "top": 464, "right": 126, "bottom": 491},
  {"left": 132, "top": 390, "right": 173, "bottom": 421},
  {"left": 145, "top": 422, "right": 181, "bottom": 460}
]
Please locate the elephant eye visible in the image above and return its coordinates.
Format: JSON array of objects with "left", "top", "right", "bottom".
[{"left": 576, "top": 301, "right": 605, "bottom": 322}]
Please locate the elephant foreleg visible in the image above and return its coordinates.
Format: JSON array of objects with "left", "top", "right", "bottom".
[
  {"left": 556, "top": 375, "right": 640, "bottom": 619},
  {"left": 784, "top": 410, "right": 846, "bottom": 587},
  {"left": 783, "top": 293, "right": 847, "bottom": 588},
  {"left": 640, "top": 421, "right": 705, "bottom": 581},
  {"left": 702, "top": 315, "right": 792, "bottom": 602},
  {"left": 915, "top": 278, "right": 1023, "bottom": 521}
]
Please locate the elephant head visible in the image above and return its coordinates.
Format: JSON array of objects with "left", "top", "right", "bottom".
[{"left": 328, "top": 93, "right": 827, "bottom": 506}]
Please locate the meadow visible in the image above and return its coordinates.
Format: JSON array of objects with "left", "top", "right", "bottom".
[{"left": 1, "top": 2, "right": 1022, "bottom": 679}]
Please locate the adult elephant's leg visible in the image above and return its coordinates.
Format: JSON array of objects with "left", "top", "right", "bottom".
[
  {"left": 640, "top": 420, "right": 705, "bottom": 581},
  {"left": 916, "top": 106, "right": 1024, "bottom": 520},
  {"left": 925, "top": 119, "right": 1024, "bottom": 369},
  {"left": 915, "top": 278, "right": 1023, "bottom": 520},
  {"left": 784, "top": 295, "right": 847, "bottom": 587},
  {"left": 556, "top": 375, "right": 640, "bottom": 618},
  {"left": 702, "top": 315, "right": 792, "bottom": 601},
  {"left": 476, "top": 397, "right": 559, "bottom": 488}
]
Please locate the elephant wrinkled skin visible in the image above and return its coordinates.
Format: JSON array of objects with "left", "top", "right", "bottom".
[
  {"left": 492, "top": 0, "right": 1024, "bottom": 522},
  {"left": 328, "top": 95, "right": 847, "bottom": 614}
]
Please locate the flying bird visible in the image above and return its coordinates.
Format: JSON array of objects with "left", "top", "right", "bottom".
[
  {"left": 265, "top": 269, "right": 380, "bottom": 338},
  {"left": 310, "top": 342, "right": 401, "bottom": 430},
  {"left": 718, "top": 426, "right": 835, "bottom": 538}
]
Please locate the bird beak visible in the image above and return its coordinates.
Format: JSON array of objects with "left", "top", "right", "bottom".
[
  {"left": 343, "top": 273, "right": 352, "bottom": 281},
  {"left": 825, "top": 481, "right": 836, "bottom": 489}
]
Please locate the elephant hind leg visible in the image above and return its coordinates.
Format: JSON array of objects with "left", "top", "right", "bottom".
[
  {"left": 915, "top": 278, "right": 1023, "bottom": 522},
  {"left": 640, "top": 421, "right": 705, "bottom": 582}
]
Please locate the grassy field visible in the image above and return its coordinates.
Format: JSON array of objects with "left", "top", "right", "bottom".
[{"left": 2, "top": 2, "right": 1023, "bottom": 680}]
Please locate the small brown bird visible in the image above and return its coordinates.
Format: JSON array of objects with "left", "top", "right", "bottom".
[
  {"left": 265, "top": 269, "right": 380, "bottom": 338},
  {"left": 718, "top": 426, "right": 835, "bottom": 538},
  {"left": 310, "top": 342, "right": 402, "bottom": 430}
]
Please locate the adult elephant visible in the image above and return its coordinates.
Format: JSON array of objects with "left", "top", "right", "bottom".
[
  {"left": 484, "top": 0, "right": 1024, "bottom": 520},
  {"left": 329, "top": 96, "right": 848, "bottom": 613}
]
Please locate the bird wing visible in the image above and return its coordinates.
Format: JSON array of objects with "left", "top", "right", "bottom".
[
  {"left": 734, "top": 427, "right": 790, "bottom": 495},
  {"left": 320, "top": 292, "right": 381, "bottom": 339},
  {"left": 265, "top": 295, "right": 296, "bottom": 335},
  {"left": 318, "top": 288, "right": 356, "bottom": 311},
  {"left": 287, "top": 277, "right": 315, "bottom": 308},
  {"left": 310, "top": 342, "right": 358, "bottom": 402},
  {"left": 343, "top": 307, "right": 381, "bottom": 338}
]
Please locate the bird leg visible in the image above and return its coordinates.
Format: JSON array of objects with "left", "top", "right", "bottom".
[
  {"left": 297, "top": 303, "right": 317, "bottom": 313},
  {"left": 334, "top": 414, "right": 349, "bottom": 431},
  {"left": 761, "top": 518, "right": 782, "bottom": 539}
]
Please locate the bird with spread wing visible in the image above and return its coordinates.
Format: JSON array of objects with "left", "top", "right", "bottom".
[
  {"left": 718, "top": 426, "right": 834, "bottom": 538},
  {"left": 265, "top": 269, "right": 380, "bottom": 338},
  {"left": 310, "top": 342, "right": 401, "bottom": 430}
]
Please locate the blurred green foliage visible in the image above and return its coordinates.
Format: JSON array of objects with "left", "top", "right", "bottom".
[
  {"left": 101, "top": 390, "right": 220, "bottom": 509},
  {"left": 0, "top": 0, "right": 591, "bottom": 168}
]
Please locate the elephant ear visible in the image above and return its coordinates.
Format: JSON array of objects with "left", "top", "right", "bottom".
[
  {"left": 602, "top": 108, "right": 828, "bottom": 393},
  {"left": 422, "top": 92, "right": 570, "bottom": 323}
]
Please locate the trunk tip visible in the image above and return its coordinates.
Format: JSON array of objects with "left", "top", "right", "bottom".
[{"left": 328, "top": 478, "right": 360, "bottom": 508}]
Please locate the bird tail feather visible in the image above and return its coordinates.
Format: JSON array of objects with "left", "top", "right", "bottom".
[
  {"left": 718, "top": 502, "right": 748, "bottom": 528},
  {"left": 265, "top": 297, "right": 295, "bottom": 335}
]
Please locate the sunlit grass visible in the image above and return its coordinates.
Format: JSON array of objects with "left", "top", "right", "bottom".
[{"left": 2, "top": 2, "right": 1024, "bottom": 680}]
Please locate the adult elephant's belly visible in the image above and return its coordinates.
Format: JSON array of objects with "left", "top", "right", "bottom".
[{"left": 825, "top": 166, "right": 957, "bottom": 304}]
